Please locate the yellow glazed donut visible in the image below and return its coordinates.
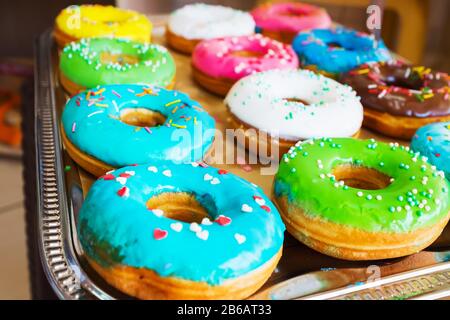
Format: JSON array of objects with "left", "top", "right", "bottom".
[{"left": 54, "top": 5, "right": 152, "bottom": 48}]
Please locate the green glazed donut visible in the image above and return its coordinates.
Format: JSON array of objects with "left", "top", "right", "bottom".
[
  {"left": 274, "top": 137, "right": 450, "bottom": 260},
  {"left": 60, "top": 38, "right": 175, "bottom": 94}
]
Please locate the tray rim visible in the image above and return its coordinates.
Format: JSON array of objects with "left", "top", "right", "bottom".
[{"left": 33, "top": 29, "right": 450, "bottom": 300}]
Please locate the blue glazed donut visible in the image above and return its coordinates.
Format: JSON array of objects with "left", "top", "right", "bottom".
[
  {"left": 78, "top": 162, "right": 285, "bottom": 299},
  {"left": 292, "top": 27, "right": 392, "bottom": 75},
  {"left": 61, "top": 84, "right": 215, "bottom": 176},
  {"left": 411, "top": 121, "right": 450, "bottom": 180}
]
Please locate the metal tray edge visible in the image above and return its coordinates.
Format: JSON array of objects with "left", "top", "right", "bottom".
[{"left": 35, "top": 30, "right": 85, "bottom": 300}]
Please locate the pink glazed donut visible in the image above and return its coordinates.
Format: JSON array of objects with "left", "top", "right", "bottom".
[
  {"left": 192, "top": 34, "right": 299, "bottom": 96},
  {"left": 251, "top": 2, "right": 332, "bottom": 43}
]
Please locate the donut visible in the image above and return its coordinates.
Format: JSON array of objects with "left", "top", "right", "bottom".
[
  {"left": 251, "top": 2, "right": 331, "bottom": 44},
  {"left": 224, "top": 69, "right": 363, "bottom": 157},
  {"left": 274, "top": 137, "right": 450, "bottom": 261},
  {"left": 192, "top": 34, "right": 298, "bottom": 96},
  {"left": 340, "top": 61, "right": 450, "bottom": 139},
  {"left": 78, "top": 162, "right": 285, "bottom": 299},
  {"left": 59, "top": 38, "right": 176, "bottom": 96},
  {"left": 166, "top": 3, "right": 255, "bottom": 55},
  {"left": 292, "top": 28, "right": 392, "bottom": 77},
  {"left": 61, "top": 84, "right": 216, "bottom": 177},
  {"left": 54, "top": 4, "right": 152, "bottom": 48},
  {"left": 411, "top": 122, "right": 450, "bottom": 180}
]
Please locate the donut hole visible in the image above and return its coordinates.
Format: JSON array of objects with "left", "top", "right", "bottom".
[
  {"left": 280, "top": 8, "right": 309, "bottom": 17},
  {"left": 283, "top": 97, "right": 310, "bottom": 105},
  {"left": 327, "top": 42, "right": 344, "bottom": 50},
  {"left": 100, "top": 52, "right": 139, "bottom": 65},
  {"left": 332, "top": 164, "right": 391, "bottom": 190},
  {"left": 231, "top": 50, "right": 265, "bottom": 58},
  {"left": 120, "top": 108, "right": 166, "bottom": 127},
  {"left": 384, "top": 76, "right": 424, "bottom": 91},
  {"left": 146, "top": 192, "right": 214, "bottom": 224}
]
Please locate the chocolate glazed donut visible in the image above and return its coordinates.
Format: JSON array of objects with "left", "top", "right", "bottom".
[{"left": 340, "top": 61, "right": 450, "bottom": 139}]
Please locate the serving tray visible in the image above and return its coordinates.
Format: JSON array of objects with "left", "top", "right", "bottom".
[{"left": 34, "top": 29, "right": 450, "bottom": 300}]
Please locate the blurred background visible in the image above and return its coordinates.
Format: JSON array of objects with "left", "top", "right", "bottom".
[{"left": 0, "top": 0, "right": 448, "bottom": 299}]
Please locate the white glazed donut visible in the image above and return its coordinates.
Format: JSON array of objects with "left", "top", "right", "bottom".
[
  {"left": 225, "top": 69, "right": 363, "bottom": 141},
  {"left": 167, "top": 3, "right": 255, "bottom": 40}
]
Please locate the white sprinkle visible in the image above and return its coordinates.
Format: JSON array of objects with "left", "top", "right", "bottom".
[
  {"left": 87, "top": 110, "right": 104, "bottom": 118},
  {"left": 148, "top": 166, "right": 158, "bottom": 173},
  {"left": 152, "top": 209, "right": 164, "bottom": 217},
  {"left": 170, "top": 222, "right": 183, "bottom": 232},
  {"left": 201, "top": 217, "right": 213, "bottom": 225},
  {"left": 189, "top": 222, "right": 202, "bottom": 233},
  {"left": 112, "top": 100, "right": 119, "bottom": 112},
  {"left": 234, "top": 233, "right": 246, "bottom": 245},
  {"left": 211, "top": 178, "right": 221, "bottom": 185},
  {"left": 196, "top": 230, "right": 209, "bottom": 241}
]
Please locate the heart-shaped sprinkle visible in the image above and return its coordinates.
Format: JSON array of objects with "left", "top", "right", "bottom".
[
  {"left": 119, "top": 173, "right": 131, "bottom": 178},
  {"left": 261, "top": 205, "right": 271, "bottom": 212},
  {"left": 152, "top": 209, "right": 164, "bottom": 217},
  {"left": 101, "top": 174, "right": 115, "bottom": 180},
  {"left": 201, "top": 217, "right": 213, "bottom": 225},
  {"left": 148, "top": 166, "right": 158, "bottom": 173},
  {"left": 211, "top": 178, "right": 220, "bottom": 185},
  {"left": 204, "top": 173, "right": 213, "bottom": 181},
  {"left": 124, "top": 170, "right": 135, "bottom": 176},
  {"left": 116, "top": 176, "right": 127, "bottom": 185},
  {"left": 189, "top": 222, "right": 202, "bottom": 233},
  {"left": 241, "top": 204, "right": 253, "bottom": 213},
  {"left": 153, "top": 228, "right": 168, "bottom": 240},
  {"left": 216, "top": 215, "right": 232, "bottom": 226},
  {"left": 117, "top": 186, "right": 129, "bottom": 197},
  {"left": 218, "top": 169, "right": 228, "bottom": 175},
  {"left": 196, "top": 230, "right": 209, "bottom": 240},
  {"left": 191, "top": 162, "right": 199, "bottom": 167},
  {"left": 253, "top": 196, "right": 266, "bottom": 206},
  {"left": 162, "top": 169, "right": 172, "bottom": 177},
  {"left": 234, "top": 233, "right": 246, "bottom": 245},
  {"left": 170, "top": 222, "right": 183, "bottom": 232}
]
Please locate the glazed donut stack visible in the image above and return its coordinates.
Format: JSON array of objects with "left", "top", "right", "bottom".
[{"left": 53, "top": 2, "right": 449, "bottom": 300}]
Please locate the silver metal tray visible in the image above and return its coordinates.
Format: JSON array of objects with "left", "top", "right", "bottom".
[{"left": 34, "top": 30, "right": 450, "bottom": 300}]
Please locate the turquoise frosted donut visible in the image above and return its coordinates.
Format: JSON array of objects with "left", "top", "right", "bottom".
[
  {"left": 78, "top": 163, "right": 285, "bottom": 298},
  {"left": 62, "top": 84, "right": 215, "bottom": 171},
  {"left": 411, "top": 122, "right": 450, "bottom": 180},
  {"left": 292, "top": 27, "right": 392, "bottom": 75}
]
